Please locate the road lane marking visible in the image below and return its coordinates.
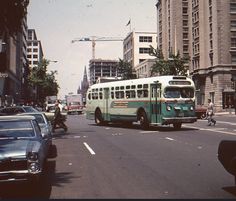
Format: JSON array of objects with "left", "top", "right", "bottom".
[
  {"left": 198, "top": 120, "right": 236, "bottom": 126},
  {"left": 165, "top": 137, "right": 175, "bottom": 141},
  {"left": 140, "top": 131, "right": 159, "bottom": 134},
  {"left": 183, "top": 125, "right": 236, "bottom": 136},
  {"left": 83, "top": 142, "right": 96, "bottom": 155}
]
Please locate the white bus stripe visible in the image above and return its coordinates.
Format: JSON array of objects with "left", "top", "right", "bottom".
[{"left": 83, "top": 142, "right": 96, "bottom": 155}]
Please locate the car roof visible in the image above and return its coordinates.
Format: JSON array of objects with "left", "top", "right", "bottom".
[{"left": 0, "top": 115, "right": 36, "bottom": 121}]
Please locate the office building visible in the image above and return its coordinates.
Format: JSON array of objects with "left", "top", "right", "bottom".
[
  {"left": 156, "top": 0, "right": 236, "bottom": 111},
  {"left": 89, "top": 59, "right": 119, "bottom": 84},
  {"left": 27, "top": 29, "right": 43, "bottom": 68},
  {"left": 123, "top": 31, "right": 157, "bottom": 69}
]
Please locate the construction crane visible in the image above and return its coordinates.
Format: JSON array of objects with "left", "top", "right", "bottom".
[{"left": 71, "top": 36, "right": 124, "bottom": 60}]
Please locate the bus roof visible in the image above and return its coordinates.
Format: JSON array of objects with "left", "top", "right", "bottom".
[{"left": 89, "top": 75, "right": 194, "bottom": 89}]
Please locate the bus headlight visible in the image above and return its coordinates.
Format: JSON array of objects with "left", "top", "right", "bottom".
[
  {"left": 190, "top": 106, "right": 194, "bottom": 111},
  {"left": 166, "top": 105, "right": 172, "bottom": 111}
]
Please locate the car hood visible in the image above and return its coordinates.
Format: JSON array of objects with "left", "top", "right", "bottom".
[{"left": 0, "top": 139, "right": 40, "bottom": 159}]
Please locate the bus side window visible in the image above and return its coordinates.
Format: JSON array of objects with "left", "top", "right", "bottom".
[
  {"left": 138, "top": 90, "right": 148, "bottom": 98},
  {"left": 137, "top": 90, "right": 143, "bottom": 98},
  {"left": 99, "top": 92, "right": 103, "bottom": 99},
  {"left": 143, "top": 90, "right": 148, "bottom": 98},
  {"left": 115, "top": 91, "right": 119, "bottom": 99},
  {"left": 120, "top": 91, "right": 124, "bottom": 99},
  {"left": 126, "top": 91, "right": 130, "bottom": 99},
  {"left": 111, "top": 92, "right": 114, "bottom": 99},
  {"left": 130, "top": 90, "right": 136, "bottom": 98},
  {"left": 88, "top": 93, "right": 91, "bottom": 100}
]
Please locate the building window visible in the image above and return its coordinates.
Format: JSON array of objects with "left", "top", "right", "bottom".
[
  {"left": 231, "top": 38, "right": 236, "bottom": 47},
  {"left": 230, "top": 2, "right": 236, "bottom": 12},
  {"left": 139, "top": 36, "right": 152, "bottom": 43},
  {"left": 231, "top": 53, "right": 236, "bottom": 64},
  {"left": 231, "top": 20, "right": 236, "bottom": 29},
  {"left": 139, "top": 48, "right": 151, "bottom": 54}
]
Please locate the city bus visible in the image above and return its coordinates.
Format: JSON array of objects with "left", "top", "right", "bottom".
[{"left": 85, "top": 75, "right": 197, "bottom": 130}]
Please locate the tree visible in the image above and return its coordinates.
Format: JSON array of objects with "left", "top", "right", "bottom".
[
  {"left": 117, "top": 59, "right": 137, "bottom": 80},
  {"left": 0, "top": 0, "right": 29, "bottom": 38},
  {"left": 149, "top": 45, "right": 189, "bottom": 76},
  {"left": 28, "top": 59, "right": 59, "bottom": 105}
]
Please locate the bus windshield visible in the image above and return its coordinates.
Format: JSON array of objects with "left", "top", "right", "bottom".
[{"left": 164, "top": 87, "right": 194, "bottom": 98}]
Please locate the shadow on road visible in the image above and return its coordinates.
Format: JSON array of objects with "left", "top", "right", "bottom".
[
  {"left": 222, "top": 186, "right": 236, "bottom": 197},
  {"left": 88, "top": 122, "right": 198, "bottom": 132}
]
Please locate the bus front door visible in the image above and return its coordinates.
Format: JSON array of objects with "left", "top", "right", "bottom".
[
  {"left": 104, "top": 88, "right": 109, "bottom": 121},
  {"left": 150, "top": 83, "right": 162, "bottom": 125}
]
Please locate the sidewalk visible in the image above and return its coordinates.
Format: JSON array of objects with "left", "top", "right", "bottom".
[{"left": 215, "top": 111, "right": 236, "bottom": 116}]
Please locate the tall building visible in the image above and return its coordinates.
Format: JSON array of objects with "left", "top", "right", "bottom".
[
  {"left": 27, "top": 29, "right": 44, "bottom": 101},
  {"left": 156, "top": 0, "right": 236, "bottom": 111},
  {"left": 27, "top": 29, "right": 43, "bottom": 68},
  {"left": 16, "top": 16, "right": 30, "bottom": 103},
  {"left": 123, "top": 31, "right": 157, "bottom": 68},
  {"left": 89, "top": 59, "right": 119, "bottom": 84},
  {"left": 0, "top": 15, "right": 29, "bottom": 106}
]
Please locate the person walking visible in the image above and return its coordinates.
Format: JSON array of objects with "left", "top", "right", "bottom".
[
  {"left": 52, "top": 101, "right": 68, "bottom": 132},
  {"left": 206, "top": 98, "right": 216, "bottom": 126}
]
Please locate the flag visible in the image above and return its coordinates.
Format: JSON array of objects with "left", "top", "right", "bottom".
[{"left": 126, "top": 20, "right": 131, "bottom": 26}]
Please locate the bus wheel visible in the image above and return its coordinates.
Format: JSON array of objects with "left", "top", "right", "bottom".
[
  {"left": 173, "top": 123, "right": 182, "bottom": 130},
  {"left": 95, "top": 109, "right": 103, "bottom": 125},
  {"left": 139, "top": 111, "right": 149, "bottom": 130}
]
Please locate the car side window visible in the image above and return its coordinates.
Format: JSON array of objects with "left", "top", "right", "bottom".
[{"left": 32, "top": 120, "right": 42, "bottom": 137}]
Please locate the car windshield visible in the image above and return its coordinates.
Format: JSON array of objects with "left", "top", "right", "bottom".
[
  {"left": 23, "top": 106, "right": 38, "bottom": 112},
  {"left": 30, "top": 114, "right": 45, "bottom": 124},
  {"left": 0, "top": 121, "right": 35, "bottom": 138},
  {"left": 164, "top": 87, "right": 194, "bottom": 98}
]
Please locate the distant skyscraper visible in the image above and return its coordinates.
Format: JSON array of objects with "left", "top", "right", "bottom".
[{"left": 27, "top": 29, "right": 43, "bottom": 68}]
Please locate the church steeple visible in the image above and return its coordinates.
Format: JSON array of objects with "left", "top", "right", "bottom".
[{"left": 78, "top": 66, "right": 89, "bottom": 104}]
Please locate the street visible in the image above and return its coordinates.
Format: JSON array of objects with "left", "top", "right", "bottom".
[{"left": 1, "top": 113, "right": 236, "bottom": 199}]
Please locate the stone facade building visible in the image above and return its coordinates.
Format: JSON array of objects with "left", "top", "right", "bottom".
[{"left": 156, "top": 0, "right": 236, "bottom": 111}]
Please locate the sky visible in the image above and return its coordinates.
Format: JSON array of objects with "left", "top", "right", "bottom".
[{"left": 27, "top": 0, "right": 157, "bottom": 99}]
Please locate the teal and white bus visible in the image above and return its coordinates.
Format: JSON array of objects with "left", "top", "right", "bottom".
[{"left": 86, "top": 75, "right": 197, "bottom": 130}]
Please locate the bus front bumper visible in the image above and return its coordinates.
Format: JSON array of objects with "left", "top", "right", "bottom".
[{"left": 162, "top": 117, "right": 197, "bottom": 124}]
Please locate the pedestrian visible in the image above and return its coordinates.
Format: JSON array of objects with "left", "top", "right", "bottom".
[
  {"left": 52, "top": 101, "right": 68, "bottom": 132},
  {"left": 206, "top": 98, "right": 216, "bottom": 126}
]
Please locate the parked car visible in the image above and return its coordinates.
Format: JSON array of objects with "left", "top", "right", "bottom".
[
  {"left": 0, "top": 115, "right": 52, "bottom": 184},
  {"left": 195, "top": 105, "right": 207, "bottom": 119},
  {"left": 218, "top": 140, "right": 236, "bottom": 185},
  {"left": 17, "top": 112, "right": 53, "bottom": 141},
  {"left": 0, "top": 106, "right": 38, "bottom": 115}
]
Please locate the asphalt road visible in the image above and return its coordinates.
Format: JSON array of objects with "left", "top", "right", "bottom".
[{"left": 1, "top": 113, "right": 236, "bottom": 199}]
